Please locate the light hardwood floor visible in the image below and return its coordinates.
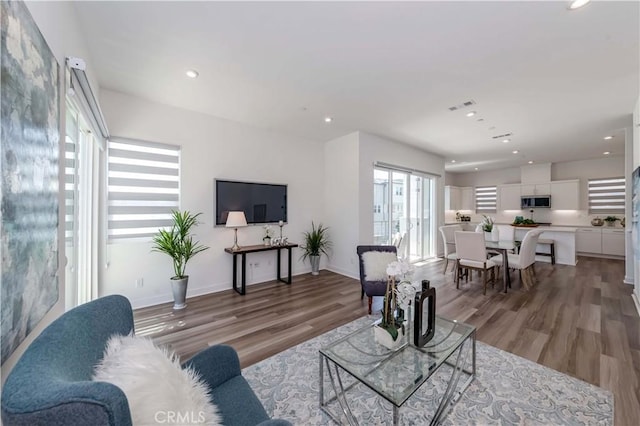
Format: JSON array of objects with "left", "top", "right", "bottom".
[{"left": 134, "top": 256, "right": 640, "bottom": 425}]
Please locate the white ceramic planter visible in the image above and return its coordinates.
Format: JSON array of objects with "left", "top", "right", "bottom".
[{"left": 374, "top": 324, "right": 406, "bottom": 351}]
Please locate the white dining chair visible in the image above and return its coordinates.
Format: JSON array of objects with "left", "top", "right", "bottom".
[
  {"left": 489, "top": 229, "right": 542, "bottom": 290},
  {"left": 454, "top": 231, "right": 498, "bottom": 295},
  {"left": 496, "top": 224, "right": 515, "bottom": 242},
  {"left": 439, "top": 225, "right": 462, "bottom": 274}
]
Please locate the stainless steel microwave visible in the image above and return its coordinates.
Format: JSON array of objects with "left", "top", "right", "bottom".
[{"left": 521, "top": 195, "right": 551, "bottom": 209}]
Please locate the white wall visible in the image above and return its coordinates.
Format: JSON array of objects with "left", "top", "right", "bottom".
[
  {"left": 99, "top": 90, "right": 325, "bottom": 308},
  {"left": 324, "top": 132, "right": 360, "bottom": 278},
  {"left": 2, "top": 1, "right": 96, "bottom": 382}
]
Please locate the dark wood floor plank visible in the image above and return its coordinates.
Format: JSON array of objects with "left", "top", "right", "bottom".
[{"left": 134, "top": 256, "right": 638, "bottom": 425}]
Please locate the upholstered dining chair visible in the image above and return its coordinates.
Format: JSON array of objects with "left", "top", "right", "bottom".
[
  {"left": 356, "top": 245, "right": 398, "bottom": 314},
  {"left": 439, "top": 225, "right": 462, "bottom": 274},
  {"left": 454, "top": 231, "right": 497, "bottom": 295},
  {"left": 489, "top": 229, "right": 542, "bottom": 290},
  {"left": 496, "top": 224, "right": 516, "bottom": 242}
]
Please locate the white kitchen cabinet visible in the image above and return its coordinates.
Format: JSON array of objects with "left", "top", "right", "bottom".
[
  {"left": 576, "top": 228, "right": 602, "bottom": 254},
  {"left": 521, "top": 183, "right": 551, "bottom": 196},
  {"left": 551, "top": 180, "right": 580, "bottom": 210},
  {"left": 601, "top": 229, "right": 625, "bottom": 256},
  {"left": 460, "top": 187, "right": 474, "bottom": 211},
  {"left": 445, "top": 186, "right": 474, "bottom": 211},
  {"left": 444, "top": 186, "right": 461, "bottom": 211},
  {"left": 498, "top": 184, "right": 521, "bottom": 210}
]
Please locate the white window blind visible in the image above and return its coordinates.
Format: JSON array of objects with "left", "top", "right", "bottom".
[
  {"left": 64, "top": 108, "right": 77, "bottom": 246},
  {"left": 107, "top": 138, "right": 181, "bottom": 242},
  {"left": 475, "top": 186, "right": 497, "bottom": 213},
  {"left": 588, "top": 177, "right": 625, "bottom": 214}
]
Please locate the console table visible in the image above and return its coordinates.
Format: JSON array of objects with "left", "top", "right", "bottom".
[{"left": 224, "top": 243, "right": 298, "bottom": 295}]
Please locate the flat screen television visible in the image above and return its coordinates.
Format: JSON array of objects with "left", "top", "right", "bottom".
[{"left": 215, "top": 179, "right": 287, "bottom": 225}]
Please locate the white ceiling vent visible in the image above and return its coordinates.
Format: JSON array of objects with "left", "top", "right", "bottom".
[
  {"left": 448, "top": 100, "right": 476, "bottom": 111},
  {"left": 491, "top": 132, "right": 513, "bottom": 139}
]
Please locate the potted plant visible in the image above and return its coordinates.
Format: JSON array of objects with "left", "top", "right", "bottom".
[
  {"left": 374, "top": 259, "right": 415, "bottom": 350},
  {"left": 301, "top": 222, "right": 331, "bottom": 275},
  {"left": 152, "top": 210, "right": 209, "bottom": 310},
  {"left": 604, "top": 216, "right": 619, "bottom": 227},
  {"left": 263, "top": 225, "right": 274, "bottom": 246},
  {"left": 481, "top": 215, "right": 497, "bottom": 241}
]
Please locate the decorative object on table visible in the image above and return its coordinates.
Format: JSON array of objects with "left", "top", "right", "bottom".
[
  {"left": 225, "top": 211, "right": 247, "bottom": 250},
  {"left": 591, "top": 217, "right": 604, "bottom": 226},
  {"left": 374, "top": 259, "right": 414, "bottom": 350},
  {"left": 278, "top": 220, "right": 284, "bottom": 240},
  {"left": 481, "top": 215, "right": 495, "bottom": 241},
  {"left": 621, "top": 217, "right": 625, "bottom": 228},
  {"left": 1, "top": 0, "right": 61, "bottom": 364},
  {"left": 301, "top": 222, "right": 332, "bottom": 275},
  {"left": 152, "top": 211, "right": 209, "bottom": 309},
  {"left": 414, "top": 280, "right": 436, "bottom": 347},
  {"left": 604, "top": 216, "right": 618, "bottom": 227},
  {"left": 263, "top": 225, "right": 274, "bottom": 246}
]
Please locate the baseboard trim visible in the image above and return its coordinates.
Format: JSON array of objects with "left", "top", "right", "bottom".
[
  {"left": 624, "top": 276, "right": 635, "bottom": 285},
  {"left": 632, "top": 293, "right": 640, "bottom": 316},
  {"left": 326, "top": 265, "right": 358, "bottom": 280}
]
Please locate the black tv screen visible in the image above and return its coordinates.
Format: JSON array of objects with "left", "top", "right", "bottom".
[{"left": 215, "top": 179, "right": 287, "bottom": 225}]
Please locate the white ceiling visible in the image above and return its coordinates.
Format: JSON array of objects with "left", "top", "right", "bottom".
[{"left": 74, "top": 1, "right": 639, "bottom": 172}]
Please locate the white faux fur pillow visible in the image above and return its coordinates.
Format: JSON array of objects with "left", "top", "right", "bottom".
[
  {"left": 93, "top": 334, "right": 221, "bottom": 426},
  {"left": 362, "top": 251, "right": 398, "bottom": 281}
]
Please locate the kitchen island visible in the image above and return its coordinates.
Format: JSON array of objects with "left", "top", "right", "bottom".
[{"left": 513, "top": 226, "right": 577, "bottom": 266}]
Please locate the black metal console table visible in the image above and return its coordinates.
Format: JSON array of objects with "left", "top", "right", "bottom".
[{"left": 224, "top": 243, "right": 298, "bottom": 295}]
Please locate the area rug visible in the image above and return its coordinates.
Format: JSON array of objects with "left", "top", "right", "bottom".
[{"left": 243, "top": 316, "right": 613, "bottom": 425}]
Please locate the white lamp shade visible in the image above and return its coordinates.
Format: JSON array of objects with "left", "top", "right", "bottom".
[{"left": 225, "top": 211, "right": 247, "bottom": 228}]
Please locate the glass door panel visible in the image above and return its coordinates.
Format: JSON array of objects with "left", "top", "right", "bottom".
[{"left": 373, "top": 169, "right": 390, "bottom": 245}]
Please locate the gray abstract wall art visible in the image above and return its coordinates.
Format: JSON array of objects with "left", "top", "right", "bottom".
[{"left": 1, "top": 0, "right": 60, "bottom": 364}]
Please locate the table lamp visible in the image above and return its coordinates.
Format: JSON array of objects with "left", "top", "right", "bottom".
[{"left": 226, "top": 211, "right": 247, "bottom": 251}]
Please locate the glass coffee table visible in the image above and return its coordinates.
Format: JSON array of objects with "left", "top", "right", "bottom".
[{"left": 319, "top": 316, "right": 476, "bottom": 425}]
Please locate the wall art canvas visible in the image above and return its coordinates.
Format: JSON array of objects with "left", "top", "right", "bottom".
[{"left": 1, "top": 0, "right": 60, "bottom": 364}]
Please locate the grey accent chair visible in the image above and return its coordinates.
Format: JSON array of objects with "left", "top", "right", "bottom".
[
  {"left": 357, "top": 245, "right": 397, "bottom": 314},
  {"left": 1, "top": 295, "right": 291, "bottom": 426}
]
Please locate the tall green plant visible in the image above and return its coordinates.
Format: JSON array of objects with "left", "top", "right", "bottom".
[
  {"left": 301, "top": 222, "right": 332, "bottom": 261},
  {"left": 152, "top": 210, "right": 209, "bottom": 278}
]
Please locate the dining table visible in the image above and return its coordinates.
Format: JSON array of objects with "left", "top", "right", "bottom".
[{"left": 485, "top": 240, "right": 519, "bottom": 293}]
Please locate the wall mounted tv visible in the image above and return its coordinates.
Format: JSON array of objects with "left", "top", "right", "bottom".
[{"left": 215, "top": 179, "right": 287, "bottom": 226}]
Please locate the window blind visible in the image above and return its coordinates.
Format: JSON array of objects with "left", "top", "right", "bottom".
[
  {"left": 588, "top": 177, "right": 625, "bottom": 214},
  {"left": 64, "top": 109, "right": 77, "bottom": 246},
  {"left": 475, "top": 186, "right": 497, "bottom": 213},
  {"left": 107, "top": 137, "right": 181, "bottom": 242}
]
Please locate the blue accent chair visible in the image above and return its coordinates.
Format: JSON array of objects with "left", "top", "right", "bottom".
[{"left": 1, "top": 295, "right": 291, "bottom": 426}]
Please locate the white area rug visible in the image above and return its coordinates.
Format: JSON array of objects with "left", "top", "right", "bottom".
[{"left": 243, "top": 316, "right": 613, "bottom": 425}]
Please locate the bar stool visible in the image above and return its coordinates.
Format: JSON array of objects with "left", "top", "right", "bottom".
[{"left": 536, "top": 238, "right": 555, "bottom": 265}]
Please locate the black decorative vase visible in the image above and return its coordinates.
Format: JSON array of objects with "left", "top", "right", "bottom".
[{"left": 414, "top": 279, "right": 436, "bottom": 347}]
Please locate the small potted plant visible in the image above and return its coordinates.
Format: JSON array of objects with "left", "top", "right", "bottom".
[
  {"left": 604, "top": 216, "right": 619, "bottom": 227},
  {"left": 262, "top": 225, "right": 274, "bottom": 246},
  {"left": 374, "top": 259, "right": 415, "bottom": 350},
  {"left": 151, "top": 210, "right": 209, "bottom": 309},
  {"left": 301, "top": 222, "right": 331, "bottom": 275}
]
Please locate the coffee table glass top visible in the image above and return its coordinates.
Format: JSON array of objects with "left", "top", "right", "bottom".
[{"left": 319, "top": 316, "right": 475, "bottom": 406}]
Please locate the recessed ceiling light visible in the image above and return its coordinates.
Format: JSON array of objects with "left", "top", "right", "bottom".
[
  {"left": 603, "top": 135, "right": 613, "bottom": 140},
  {"left": 528, "top": 160, "right": 534, "bottom": 164},
  {"left": 185, "top": 69, "right": 199, "bottom": 79},
  {"left": 451, "top": 160, "right": 456, "bottom": 163},
  {"left": 324, "top": 116, "right": 333, "bottom": 123},
  {"left": 466, "top": 111, "right": 476, "bottom": 117},
  {"left": 474, "top": 167, "right": 479, "bottom": 171},
  {"left": 512, "top": 150, "right": 519, "bottom": 154},
  {"left": 502, "top": 139, "right": 511, "bottom": 143},
  {"left": 568, "top": 0, "right": 590, "bottom": 10},
  {"left": 603, "top": 151, "right": 611, "bottom": 155}
]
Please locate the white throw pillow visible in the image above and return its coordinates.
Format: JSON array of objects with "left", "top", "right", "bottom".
[
  {"left": 362, "top": 251, "right": 398, "bottom": 281},
  {"left": 93, "top": 334, "right": 221, "bottom": 426}
]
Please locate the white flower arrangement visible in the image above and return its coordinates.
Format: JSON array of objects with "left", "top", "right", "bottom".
[
  {"left": 263, "top": 225, "right": 274, "bottom": 239},
  {"left": 385, "top": 258, "right": 414, "bottom": 281}
]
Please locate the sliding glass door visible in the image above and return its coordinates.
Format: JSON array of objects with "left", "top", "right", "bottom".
[{"left": 373, "top": 167, "right": 435, "bottom": 262}]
